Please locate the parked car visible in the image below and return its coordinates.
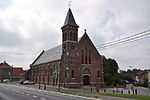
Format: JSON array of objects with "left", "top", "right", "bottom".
[
  {"left": 23, "top": 80, "right": 35, "bottom": 85},
  {"left": 148, "top": 83, "right": 150, "bottom": 89},
  {"left": 133, "top": 82, "right": 139, "bottom": 86},
  {"left": 3, "top": 79, "right": 10, "bottom": 83},
  {"left": 20, "top": 80, "right": 26, "bottom": 84}
]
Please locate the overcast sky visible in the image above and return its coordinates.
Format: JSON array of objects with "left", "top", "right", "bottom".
[{"left": 0, "top": 0, "right": 150, "bottom": 70}]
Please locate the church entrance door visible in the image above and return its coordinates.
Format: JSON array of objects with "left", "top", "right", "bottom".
[{"left": 83, "top": 75, "right": 89, "bottom": 85}]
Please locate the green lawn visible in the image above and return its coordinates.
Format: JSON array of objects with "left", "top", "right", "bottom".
[{"left": 69, "top": 90, "right": 150, "bottom": 100}]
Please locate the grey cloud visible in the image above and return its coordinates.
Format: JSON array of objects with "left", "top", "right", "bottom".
[
  {"left": 0, "top": 0, "right": 150, "bottom": 70},
  {"left": 0, "top": 28, "right": 24, "bottom": 47}
]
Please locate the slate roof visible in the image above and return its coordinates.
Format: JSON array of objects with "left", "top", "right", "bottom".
[
  {"left": 13, "top": 68, "right": 24, "bottom": 75},
  {"left": 32, "top": 45, "right": 62, "bottom": 66},
  {"left": 0, "top": 62, "right": 12, "bottom": 68},
  {"left": 62, "top": 8, "right": 79, "bottom": 28}
]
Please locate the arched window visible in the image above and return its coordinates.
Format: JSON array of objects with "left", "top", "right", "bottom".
[
  {"left": 64, "top": 32, "right": 67, "bottom": 41},
  {"left": 89, "top": 50, "right": 91, "bottom": 64},
  {"left": 72, "top": 32, "right": 74, "bottom": 41},
  {"left": 63, "top": 33, "right": 65, "bottom": 42},
  {"left": 81, "top": 50, "right": 84, "bottom": 64},
  {"left": 45, "top": 68, "right": 47, "bottom": 76},
  {"left": 71, "top": 70, "right": 74, "bottom": 78},
  {"left": 70, "top": 32, "right": 72, "bottom": 40},
  {"left": 85, "top": 47, "right": 88, "bottom": 64},
  {"left": 75, "top": 32, "right": 77, "bottom": 41},
  {"left": 65, "top": 71, "right": 67, "bottom": 78},
  {"left": 65, "top": 32, "right": 67, "bottom": 41},
  {"left": 73, "top": 32, "right": 76, "bottom": 41},
  {"left": 97, "top": 71, "right": 100, "bottom": 78}
]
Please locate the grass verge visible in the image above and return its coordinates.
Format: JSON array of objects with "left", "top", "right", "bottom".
[{"left": 69, "top": 90, "right": 150, "bottom": 100}]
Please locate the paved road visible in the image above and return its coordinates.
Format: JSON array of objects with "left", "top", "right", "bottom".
[
  {"left": 11, "top": 82, "right": 150, "bottom": 96},
  {"left": 126, "top": 84, "right": 150, "bottom": 96},
  {"left": 0, "top": 84, "right": 101, "bottom": 100},
  {"left": 8, "top": 82, "right": 136, "bottom": 100}
]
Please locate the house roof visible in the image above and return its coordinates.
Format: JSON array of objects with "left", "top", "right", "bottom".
[
  {"left": 62, "top": 8, "right": 79, "bottom": 28},
  {"left": 32, "top": 45, "right": 62, "bottom": 66},
  {"left": 13, "top": 67, "right": 24, "bottom": 75},
  {"left": 0, "top": 61, "right": 12, "bottom": 69}
]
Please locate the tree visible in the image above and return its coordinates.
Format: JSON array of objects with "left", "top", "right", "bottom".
[
  {"left": 120, "top": 68, "right": 141, "bottom": 83},
  {"left": 103, "top": 56, "right": 124, "bottom": 86}
]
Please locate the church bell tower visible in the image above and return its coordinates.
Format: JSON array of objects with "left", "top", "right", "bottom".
[
  {"left": 61, "top": 8, "right": 79, "bottom": 53},
  {"left": 61, "top": 8, "right": 80, "bottom": 87},
  {"left": 61, "top": 8, "right": 79, "bottom": 43}
]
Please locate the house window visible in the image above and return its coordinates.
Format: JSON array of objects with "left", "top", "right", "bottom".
[
  {"left": 71, "top": 70, "right": 74, "bottom": 78},
  {"left": 85, "top": 47, "right": 88, "bottom": 64},
  {"left": 89, "top": 50, "right": 91, "bottom": 64},
  {"left": 97, "top": 71, "right": 100, "bottom": 78},
  {"left": 81, "top": 50, "right": 84, "bottom": 64}
]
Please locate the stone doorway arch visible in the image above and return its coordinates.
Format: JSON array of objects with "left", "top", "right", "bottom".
[
  {"left": 82, "top": 68, "right": 91, "bottom": 86},
  {"left": 83, "top": 75, "right": 89, "bottom": 85}
]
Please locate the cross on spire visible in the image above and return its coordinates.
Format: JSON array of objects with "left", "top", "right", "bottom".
[
  {"left": 84, "top": 29, "right": 87, "bottom": 33},
  {"left": 68, "top": 1, "right": 71, "bottom": 8}
]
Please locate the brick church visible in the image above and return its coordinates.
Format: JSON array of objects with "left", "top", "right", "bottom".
[{"left": 30, "top": 8, "right": 104, "bottom": 88}]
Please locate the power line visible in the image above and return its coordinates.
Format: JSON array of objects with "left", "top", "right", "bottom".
[
  {"left": 97, "top": 30, "right": 150, "bottom": 49},
  {"left": 0, "top": 52, "right": 24, "bottom": 55},
  {"left": 97, "top": 33, "right": 150, "bottom": 49},
  {"left": 98, "top": 34, "right": 150, "bottom": 50},
  {"left": 0, "top": 51, "right": 36, "bottom": 55},
  {"left": 0, "top": 51, "right": 61, "bottom": 56},
  {"left": 98, "top": 32, "right": 150, "bottom": 49},
  {"left": 96, "top": 29, "right": 150, "bottom": 48}
]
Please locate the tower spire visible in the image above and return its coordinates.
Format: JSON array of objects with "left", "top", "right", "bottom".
[{"left": 61, "top": 8, "right": 79, "bottom": 29}]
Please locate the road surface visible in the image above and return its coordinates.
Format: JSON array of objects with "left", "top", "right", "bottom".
[
  {"left": 0, "top": 84, "right": 100, "bottom": 100},
  {"left": 126, "top": 84, "right": 150, "bottom": 96}
]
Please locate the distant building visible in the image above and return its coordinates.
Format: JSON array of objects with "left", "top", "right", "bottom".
[
  {"left": 12, "top": 67, "right": 24, "bottom": 81},
  {"left": 0, "top": 61, "right": 12, "bottom": 82},
  {"left": 0, "top": 61, "right": 24, "bottom": 82},
  {"left": 19, "top": 69, "right": 31, "bottom": 81},
  {"left": 135, "top": 76, "right": 139, "bottom": 82},
  {"left": 148, "top": 71, "right": 150, "bottom": 83},
  {"left": 134, "top": 70, "right": 150, "bottom": 85},
  {"left": 24, "top": 69, "right": 31, "bottom": 80},
  {"left": 138, "top": 71, "right": 148, "bottom": 85},
  {"left": 30, "top": 8, "right": 104, "bottom": 88}
]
